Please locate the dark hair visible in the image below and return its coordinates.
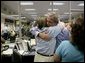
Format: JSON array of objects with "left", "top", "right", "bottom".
[{"left": 71, "top": 17, "right": 84, "bottom": 53}]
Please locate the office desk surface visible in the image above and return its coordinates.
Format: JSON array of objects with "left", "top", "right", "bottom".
[{"left": 2, "top": 43, "right": 16, "bottom": 55}]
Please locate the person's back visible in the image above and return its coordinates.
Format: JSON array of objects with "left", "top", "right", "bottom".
[
  {"left": 1, "top": 25, "right": 10, "bottom": 40},
  {"left": 55, "top": 40, "right": 84, "bottom": 62},
  {"left": 55, "top": 22, "right": 70, "bottom": 48}
]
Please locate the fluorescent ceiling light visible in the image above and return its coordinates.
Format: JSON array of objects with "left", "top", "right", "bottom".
[
  {"left": 71, "top": 9, "right": 84, "bottom": 12},
  {"left": 50, "top": 2, "right": 64, "bottom": 5},
  {"left": 21, "top": 17, "right": 26, "bottom": 18},
  {"left": 78, "top": 3, "right": 84, "bottom": 6},
  {"left": 25, "top": 9, "right": 35, "bottom": 11},
  {"left": 48, "top": 9, "right": 58, "bottom": 11},
  {"left": 48, "top": 9, "right": 52, "bottom": 11},
  {"left": 28, "top": 12, "right": 37, "bottom": 14},
  {"left": 64, "top": 12, "right": 72, "bottom": 14},
  {"left": 53, "top": 9, "right": 58, "bottom": 11},
  {"left": 53, "top": 3, "right": 64, "bottom": 5},
  {"left": 31, "top": 15, "right": 37, "bottom": 16},
  {"left": 20, "top": 2, "right": 33, "bottom": 5},
  {"left": 10, "top": 15, "right": 19, "bottom": 16}
]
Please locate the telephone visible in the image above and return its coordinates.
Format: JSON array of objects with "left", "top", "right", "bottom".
[{"left": 1, "top": 45, "right": 9, "bottom": 52}]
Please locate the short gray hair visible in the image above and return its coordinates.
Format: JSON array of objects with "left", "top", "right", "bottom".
[{"left": 46, "top": 12, "right": 59, "bottom": 24}]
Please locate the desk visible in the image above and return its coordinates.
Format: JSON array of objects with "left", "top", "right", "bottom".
[
  {"left": 1, "top": 41, "right": 36, "bottom": 62},
  {"left": 2, "top": 43, "right": 15, "bottom": 55},
  {"left": 1, "top": 43, "right": 16, "bottom": 62},
  {"left": 20, "top": 50, "right": 35, "bottom": 62},
  {"left": 2, "top": 43, "right": 15, "bottom": 48},
  {"left": 2, "top": 49, "right": 13, "bottom": 55}
]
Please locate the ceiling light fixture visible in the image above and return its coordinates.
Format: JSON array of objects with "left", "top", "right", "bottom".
[
  {"left": 20, "top": 2, "right": 33, "bottom": 5},
  {"left": 64, "top": 12, "right": 72, "bottom": 14},
  {"left": 25, "top": 9, "right": 35, "bottom": 11},
  {"left": 10, "top": 15, "right": 19, "bottom": 16},
  {"left": 48, "top": 9, "right": 58, "bottom": 11},
  {"left": 21, "top": 17, "right": 26, "bottom": 18},
  {"left": 28, "top": 12, "right": 37, "bottom": 14},
  {"left": 53, "top": 9, "right": 59, "bottom": 11},
  {"left": 50, "top": 2, "right": 64, "bottom": 5},
  {"left": 78, "top": 3, "right": 84, "bottom": 6},
  {"left": 31, "top": 15, "right": 37, "bottom": 16}
]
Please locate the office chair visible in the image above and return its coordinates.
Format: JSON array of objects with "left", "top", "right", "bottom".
[{"left": 12, "top": 49, "right": 22, "bottom": 62}]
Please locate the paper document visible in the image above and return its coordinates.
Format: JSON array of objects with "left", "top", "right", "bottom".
[
  {"left": 30, "top": 39, "right": 36, "bottom": 46},
  {"left": 2, "top": 49, "right": 13, "bottom": 55}
]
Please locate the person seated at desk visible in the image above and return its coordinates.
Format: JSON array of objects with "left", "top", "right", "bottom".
[
  {"left": 1, "top": 24, "right": 10, "bottom": 40},
  {"left": 1, "top": 37, "right": 5, "bottom": 44},
  {"left": 9, "top": 30, "right": 17, "bottom": 43}
]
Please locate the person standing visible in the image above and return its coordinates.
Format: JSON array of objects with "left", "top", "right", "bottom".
[{"left": 30, "top": 12, "right": 69, "bottom": 62}]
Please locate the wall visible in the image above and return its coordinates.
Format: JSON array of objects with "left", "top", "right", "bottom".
[{"left": 1, "top": 2, "right": 16, "bottom": 15}]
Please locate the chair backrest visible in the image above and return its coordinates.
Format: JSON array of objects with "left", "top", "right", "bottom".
[{"left": 12, "top": 49, "right": 22, "bottom": 62}]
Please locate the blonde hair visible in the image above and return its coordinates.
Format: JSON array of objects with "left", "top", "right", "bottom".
[{"left": 35, "top": 17, "right": 47, "bottom": 29}]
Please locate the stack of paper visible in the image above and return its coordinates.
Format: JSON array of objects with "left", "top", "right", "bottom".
[
  {"left": 2, "top": 49, "right": 13, "bottom": 55},
  {"left": 30, "top": 39, "right": 36, "bottom": 46}
]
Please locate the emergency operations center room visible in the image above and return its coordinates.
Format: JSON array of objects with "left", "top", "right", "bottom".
[{"left": 1, "top": 1, "right": 84, "bottom": 62}]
